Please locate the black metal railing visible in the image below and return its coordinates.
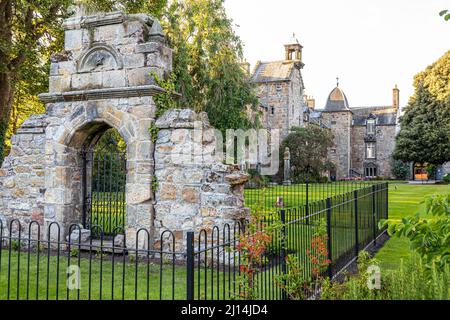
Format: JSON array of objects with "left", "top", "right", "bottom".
[
  {"left": 0, "top": 183, "right": 388, "bottom": 300},
  {"left": 244, "top": 180, "right": 379, "bottom": 214}
]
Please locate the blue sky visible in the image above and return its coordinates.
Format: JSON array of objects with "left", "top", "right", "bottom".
[{"left": 224, "top": 0, "right": 450, "bottom": 110}]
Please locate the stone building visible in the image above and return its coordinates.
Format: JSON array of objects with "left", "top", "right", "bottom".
[
  {"left": 249, "top": 37, "right": 398, "bottom": 179},
  {"left": 250, "top": 37, "right": 309, "bottom": 139},
  {"left": 315, "top": 83, "right": 400, "bottom": 179}
]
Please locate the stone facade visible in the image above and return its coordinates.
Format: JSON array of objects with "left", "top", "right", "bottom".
[
  {"left": 320, "top": 110, "right": 352, "bottom": 179},
  {"left": 0, "top": 11, "right": 249, "bottom": 250},
  {"left": 318, "top": 85, "right": 400, "bottom": 179},
  {"left": 250, "top": 38, "right": 306, "bottom": 140}
]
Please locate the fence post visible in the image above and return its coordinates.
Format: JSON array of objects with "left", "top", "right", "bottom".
[
  {"left": 326, "top": 198, "right": 333, "bottom": 280},
  {"left": 280, "top": 209, "right": 287, "bottom": 300},
  {"left": 354, "top": 190, "right": 359, "bottom": 258},
  {"left": 305, "top": 178, "right": 309, "bottom": 225},
  {"left": 372, "top": 185, "right": 377, "bottom": 246},
  {"left": 186, "top": 231, "right": 195, "bottom": 301},
  {"left": 386, "top": 182, "right": 389, "bottom": 220}
]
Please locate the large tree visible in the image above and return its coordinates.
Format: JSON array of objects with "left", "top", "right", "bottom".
[
  {"left": 75, "top": 0, "right": 258, "bottom": 131},
  {"left": 1, "top": 0, "right": 258, "bottom": 162},
  {"left": 280, "top": 126, "right": 334, "bottom": 183},
  {"left": 0, "top": 0, "right": 72, "bottom": 163},
  {"left": 394, "top": 51, "right": 450, "bottom": 166}
]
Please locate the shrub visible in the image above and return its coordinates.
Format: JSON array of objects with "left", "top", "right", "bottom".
[
  {"left": 322, "top": 255, "right": 450, "bottom": 300},
  {"left": 381, "top": 193, "right": 450, "bottom": 271},
  {"left": 443, "top": 173, "right": 450, "bottom": 184},
  {"left": 391, "top": 159, "right": 410, "bottom": 180}
]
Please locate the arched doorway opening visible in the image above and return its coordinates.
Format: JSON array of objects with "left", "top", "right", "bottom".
[{"left": 83, "top": 127, "right": 127, "bottom": 238}]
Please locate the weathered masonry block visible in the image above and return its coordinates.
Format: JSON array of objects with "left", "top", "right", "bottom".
[
  {"left": 154, "top": 109, "right": 249, "bottom": 251},
  {"left": 0, "top": 11, "right": 249, "bottom": 251}
]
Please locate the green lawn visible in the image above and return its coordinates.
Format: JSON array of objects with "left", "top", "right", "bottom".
[
  {"left": 244, "top": 181, "right": 378, "bottom": 213},
  {"left": 0, "top": 250, "right": 186, "bottom": 300},
  {"left": 375, "top": 182, "right": 449, "bottom": 270}
]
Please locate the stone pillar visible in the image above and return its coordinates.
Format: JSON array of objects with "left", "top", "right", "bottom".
[
  {"left": 154, "top": 109, "right": 249, "bottom": 252},
  {"left": 283, "top": 147, "right": 292, "bottom": 185}
]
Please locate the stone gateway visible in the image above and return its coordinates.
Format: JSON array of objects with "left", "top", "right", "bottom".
[{"left": 0, "top": 11, "right": 248, "bottom": 250}]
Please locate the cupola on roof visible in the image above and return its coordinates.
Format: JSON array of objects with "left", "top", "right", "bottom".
[{"left": 324, "top": 80, "right": 350, "bottom": 111}]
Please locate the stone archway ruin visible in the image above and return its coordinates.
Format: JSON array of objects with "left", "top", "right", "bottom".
[{"left": 0, "top": 11, "right": 249, "bottom": 250}]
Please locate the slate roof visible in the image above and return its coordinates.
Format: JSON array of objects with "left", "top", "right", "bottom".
[
  {"left": 250, "top": 60, "right": 300, "bottom": 83},
  {"left": 351, "top": 106, "right": 397, "bottom": 125},
  {"left": 323, "top": 86, "right": 350, "bottom": 112}
]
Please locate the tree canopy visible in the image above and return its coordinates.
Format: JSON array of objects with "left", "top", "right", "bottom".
[
  {"left": 393, "top": 51, "right": 450, "bottom": 166},
  {"left": 0, "top": 0, "right": 259, "bottom": 162},
  {"left": 280, "top": 126, "right": 334, "bottom": 182},
  {"left": 0, "top": 0, "right": 72, "bottom": 162}
]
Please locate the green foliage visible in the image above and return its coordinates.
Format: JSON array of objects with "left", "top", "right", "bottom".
[
  {"left": 443, "top": 174, "right": 450, "bottom": 184},
  {"left": 322, "top": 255, "right": 450, "bottom": 300},
  {"left": 0, "top": 0, "right": 73, "bottom": 162},
  {"left": 246, "top": 169, "right": 269, "bottom": 189},
  {"left": 394, "top": 51, "right": 450, "bottom": 167},
  {"left": 148, "top": 123, "right": 159, "bottom": 143},
  {"left": 391, "top": 159, "right": 410, "bottom": 180},
  {"left": 3, "top": 0, "right": 259, "bottom": 163},
  {"left": 83, "top": 0, "right": 259, "bottom": 132},
  {"left": 70, "top": 248, "right": 80, "bottom": 257},
  {"left": 162, "top": 0, "right": 259, "bottom": 132},
  {"left": 439, "top": 9, "right": 450, "bottom": 22},
  {"left": 394, "top": 86, "right": 450, "bottom": 166},
  {"left": 381, "top": 193, "right": 450, "bottom": 271},
  {"left": 280, "top": 126, "right": 334, "bottom": 182},
  {"left": 274, "top": 254, "right": 306, "bottom": 300},
  {"left": 151, "top": 175, "right": 158, "bottom": 191},
  {"left": 151, "top": 72, "right": 178, "bottom": 119}
]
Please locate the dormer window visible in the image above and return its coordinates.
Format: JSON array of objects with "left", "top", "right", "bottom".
[{"left": 366, "top": 118, "right": 376, "bottom": 135}]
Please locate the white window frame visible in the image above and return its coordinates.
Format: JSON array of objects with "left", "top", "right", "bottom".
[
  {"left": 366, "top": 142, "right": 376, "bottom": 159},
  {"left": 366, "top": 118, "right": 376, "bottom": 135}
]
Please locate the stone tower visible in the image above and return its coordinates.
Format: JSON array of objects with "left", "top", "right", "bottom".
[
  {"left": 320, "top": 82, "right": 352, "bottom": 179},
  {"left": 250, "top": 36, "right": 306, "bottom": 139}
]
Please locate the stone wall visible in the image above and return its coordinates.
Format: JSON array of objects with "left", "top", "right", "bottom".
[
  {"left": 254, "top": 68, "right": 304, "bottom": 140},
  {"left": 351, "top": 125, "right": 396, "bottom": 178},
  {"left": 154, "top": 109, "right": 249, "bottom": 251},
  {"left": 0, "top": 115, "right": 48, "bottom": 236},
  {"left": 321, "top": 111, "right": 352, "bottom": 179}
]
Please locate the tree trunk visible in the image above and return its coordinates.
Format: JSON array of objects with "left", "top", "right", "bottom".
[{"left": 0, "top": 71, "right": 13, "bottom": 164}]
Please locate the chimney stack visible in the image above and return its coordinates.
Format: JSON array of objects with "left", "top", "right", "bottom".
[
  {"left": 305, "top": 95, "right": 315, "bottom": 110},
  {"left": 393, "top": 85, "right": 400, "bottom": 111}
]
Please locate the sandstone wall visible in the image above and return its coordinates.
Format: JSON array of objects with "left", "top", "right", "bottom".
[
  {"left": 0, "top": 115, "right": 48, "bottom": 235},
  {"left": 154, "top": 109, "right": 249, "bottom": 251},
  {"left": 321, "top": 111, "right": 352, "bottom": 179},
  {"left": 351, "top": 124, "right": 396, "bottom": 179}
]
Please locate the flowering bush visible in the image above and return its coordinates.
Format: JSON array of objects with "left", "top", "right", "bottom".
[{"left": 236, "top": 227, "right": 272, "bottom": 299}]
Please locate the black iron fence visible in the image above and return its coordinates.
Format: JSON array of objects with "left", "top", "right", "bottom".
[
  {"left": 0, "top": 183, "right": 388, "bottom": 300},
  {"left": 244, "top": 180, "right": 380, "bottom": 214}
]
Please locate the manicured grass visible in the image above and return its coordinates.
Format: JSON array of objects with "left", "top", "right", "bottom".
[
  {"left": 244, "top": 181, "right": 377, "bottom": 213},
  {"left": 375, "top": 182, "right": 449, "bottom": 270},
  {"left": 0, "top": 250, "right": 186, "bottom": 300}
]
